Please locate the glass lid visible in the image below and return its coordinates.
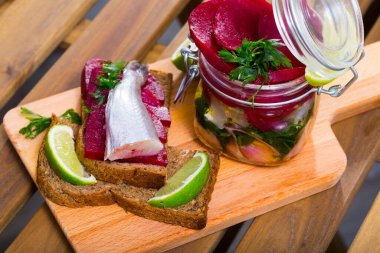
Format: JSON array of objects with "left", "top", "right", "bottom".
[{"left": 272, "top": 0, "right": 364, "bottom": 79}]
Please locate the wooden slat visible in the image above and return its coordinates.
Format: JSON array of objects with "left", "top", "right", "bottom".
[
  {"left": 5, "top": 204, "right": 73, "bottom": 253},
  {"left": 359, "top": 0, "right": 375, "bottom": 15},
  {"left": 142, "top": 44, "right": 166, "bottom": 64},
  {"left": 0, "top": 0, "right": 97, "bottom": 109},
  {"left": 234, "top": 108, "right": 380, "bottom": 252},
  {"left": 166, "top": 230, "right": 226, "bottom": 253},
  {"left": 159, "top": 24, "right": 189, "bottom": 60},
  {"left": 349, "top": 192, "right": 380, "bottom": 253},
  {"left": 365, "top": 16, "right": 380, "bottom": 45},
  {"left": 0, "top": 0, "right": 13, "bottom": 16},
  {"left": 60, "top": 19, "right": 91, "bottom": 49},
  {"left": 0, "top": 0, "right": 189, "bottom": 234}
]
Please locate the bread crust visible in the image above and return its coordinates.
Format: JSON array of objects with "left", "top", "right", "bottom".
[{"left": 37, "top": 117, "right": 220, "bottom": 229}]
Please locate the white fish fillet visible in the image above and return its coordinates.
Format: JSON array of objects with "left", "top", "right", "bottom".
[{"left": 105, "top": 61, "right": 163, "bottom": 161}]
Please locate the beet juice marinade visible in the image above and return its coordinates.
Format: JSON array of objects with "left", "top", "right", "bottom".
[{"left": 181, "top": 0, "right": 364, "bottom": 166}]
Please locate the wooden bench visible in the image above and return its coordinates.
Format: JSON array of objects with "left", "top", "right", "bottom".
[{"left": 1, "top": 0, "right": 380, "bottom": 252}]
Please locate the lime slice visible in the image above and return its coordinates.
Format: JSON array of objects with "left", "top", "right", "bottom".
[
  {"left": 305, "top": 67, "right": 336, "bottom": 86},
  {"left": 171, "top": 38, "right": 196, "bottom": 72},
  {"left": 45, "top": 125, "right": 96, "bottom": 185},
  {"left": 148, "top": 151, "right": 210, "bottom": 208}
]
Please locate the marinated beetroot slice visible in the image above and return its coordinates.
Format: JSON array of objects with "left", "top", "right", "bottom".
[
  {"left": 268, "top": 67, "right": 305, "bottom": 84},
  {"left": 145, "top": 105, "right": 171, "bottom": 128},
  {"left": 213, "top": 1, "right": 259, "bottom": 50},
  {"left": 146, "top": 107, "right": 168, "bottom": 143},
  {"left": 81, "top": 59, "right": 106, "bottom": 100},
  {"left": 258, "top": 3, "right": 304, "bottom": 67},
  {"left": 84, "top": 65, "right": 110, "bottom": 110},
  {"left": 141, "top": 88, "right": 161, "bottom": 107},
  {"left": 84, "top": 104, "right": 106, "bottom": 160},
  {"left": 189, "top": 1, "right": 235, "bottom": 73},
  {"left": 250, "top": 67, "right": 306, "bottom": 84},
  {"left": 121, "top": 147, "right": 168, "bottom": 166},
  {"left": 142, "top": 74, "right": 165, "bottom": 105}
]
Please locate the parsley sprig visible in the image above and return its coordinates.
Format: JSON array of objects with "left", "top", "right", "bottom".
[
  {"left": 90, "top": 60, "right": 126, "bottom": 106},
  {"left": 19, "top": 107, "right": 81, "bottom": 139},
  {"left": 218, "top": 39, "right": 292, "bottom": 85}
]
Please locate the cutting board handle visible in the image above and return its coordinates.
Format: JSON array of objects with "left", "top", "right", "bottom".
[{"left": 319, "top": 42, "right": 380, "bottom": 124}]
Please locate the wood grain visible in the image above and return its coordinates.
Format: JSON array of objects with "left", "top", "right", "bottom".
[
  {"left": 359, "top": 0, "right": 375, "bottom": 14},
  {"left": 5, "top": 39, "right": 380, "bottom": 252},
  {"left": 5, "top": 204, "right": 73, "bottom": 253},
  {"left": 60, "top": 19, "right": 91, "bottom": 49},
  {"left": 166, "top": 230, "right": 226, "bottom": 253},
  {"left": 349, "top": 193, "right": 380, "bottom": 253},
  {"left": 365, "top": 16, "right": 380, "bottom": 45},
  {"left": 0, "top": 0, "right": 188, "bottom": 235},
  {"left": 234, "top": 109, "right": 380, "bottom": 253},
  {"left": 0, "top": 0, "right": 97, "bottom": 109},
  {"left": 0, "top": 0, "right": 13, "bottom": 16}
]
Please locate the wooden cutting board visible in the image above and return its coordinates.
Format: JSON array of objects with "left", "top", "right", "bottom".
[{"left": 4, "top": 42, "right": 380, "bottom": 253}]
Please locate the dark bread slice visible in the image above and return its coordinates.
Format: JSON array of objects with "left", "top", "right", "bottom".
[
  {"left": 111, "top": 148, "right": 219, "bottom": 229},
  {"left": 37, "top": 117, "right": 115, "bottom": 207},
  {"left": 76, "top": 70, "right": 172, "bottom": 189},
  {"left": 37, "top": 117, "right": 220, "bottom": 229}
]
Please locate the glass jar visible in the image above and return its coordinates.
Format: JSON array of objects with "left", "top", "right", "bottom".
[
  {"left": 179, "top": 0, "right": 364, "bottom": 166},
  {"left": 194, "top": 54, "right": 319, "bottom": 166}
]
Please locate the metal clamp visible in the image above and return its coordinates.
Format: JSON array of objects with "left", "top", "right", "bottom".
[{"left": 174, "top": 43, "right": 199, "bottom": 103}]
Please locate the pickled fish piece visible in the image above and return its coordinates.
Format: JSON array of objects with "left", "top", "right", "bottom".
[{"left": 105, "top": 61, "right": 163, "bottom": 161}]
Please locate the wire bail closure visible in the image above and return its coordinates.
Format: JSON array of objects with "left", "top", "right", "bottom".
[
  {"left": 174, "top": 43, "right": 199, "bottom": 103},
  {"left": 175, "top": 43, "right": 365, "bottom": 106}
]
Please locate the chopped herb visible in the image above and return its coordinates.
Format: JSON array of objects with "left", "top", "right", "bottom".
[
  {"left": 60, "top": 109, "right": 82, "bottom": 124},
  {"left": 91, "top": 60, "right": 126, "bottom": 106},
  {"left": 82, "top": 105, "right": 91, "bottom": 114},
  {"left": 19, "top": 108, "right": 82, "bottom": 139},
  {"left": 219, "top": 39, "right": 292, "bottom": 85},
  {"left": 247, "top": 82, "right": 264, "bottom": 110}
]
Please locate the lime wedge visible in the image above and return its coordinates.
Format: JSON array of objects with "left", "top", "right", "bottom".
[
  {"left": 171, "top": 38, "right": 196, "bottom": 72},
  {"left": 305, "top": 67, "right": 336, "bottom": 86},
  {"left": 148, "top": 151, "right": 210, "bottom": 208},
  {"left": 45, "top": 125, "right": 96, "bottom": 185}
]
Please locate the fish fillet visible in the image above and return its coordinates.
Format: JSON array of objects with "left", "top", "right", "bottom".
[{"left": 105, "top": 61, "right": 163, "bottom": 161}]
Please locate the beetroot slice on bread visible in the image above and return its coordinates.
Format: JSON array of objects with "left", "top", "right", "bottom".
[
  {"left": 82, "top": 61, "right": 170, "bottom": 166},
  {"left": 121, "top": 147, "right": 168, "bottom": 167},
  {"left": 81, "top": 59, "right": 106, "bottom": 100},
  {"left": 213, "top": 0, "right": 259, "bottom": 50},
  {"left": 84, "top": 104, "right": 107, "bottom": 160},
  {"left": 189, "top": 0, "right": 235, "bottom": 73}
]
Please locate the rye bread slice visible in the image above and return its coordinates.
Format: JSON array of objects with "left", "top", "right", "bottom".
[
  {"left": 37, "top": 117, "right": 115, "bottom": 208},
  {"left": 37, "top": 117, "right": 220, "bottom": 229},
  {"left": 76, "top": 70, "right": 172, "bottom": 189}
]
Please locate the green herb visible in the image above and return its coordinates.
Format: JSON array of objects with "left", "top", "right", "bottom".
[
  {"left": 91, "top": 60, "right": 126, "bottom": 106},
  {"left": 195, "top": 94, "right": 231, "bottom": 149},
  {"left": 19, "top": 107, "right": 82, "bottom": 139},
  {"left": 247, "top": 82, "right": 264, "bottom": 110},
  {"left": 60, "top": 109, "right": 82, "bottom": 124},
  {"left": 219, "top": 38, "right": 292, "bottom": 85},
  {"left": 82, "top": 105, "right": 91, "bottom": 114}
]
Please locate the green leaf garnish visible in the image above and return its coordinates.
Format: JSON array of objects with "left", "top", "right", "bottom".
[
  {"left": 19, "top": 108, "right": 81, "bottom": 139},
  {"left": 219, "top": 38, "right": 292, "bottom": 85},
  {"left": 91, "top": 60, "right": 126, "bottom": 106},
  {"left": 61, "top": 109, "right": 82, "bottom": 124}
]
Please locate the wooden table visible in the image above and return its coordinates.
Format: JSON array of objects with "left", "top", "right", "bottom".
[{"left": 1, "top": 0, "right": 380, "bottom": 252}]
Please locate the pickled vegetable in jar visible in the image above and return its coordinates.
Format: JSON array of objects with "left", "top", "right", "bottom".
[
  {"left": 194, "top": 54, "right": 319, "bottom": 165},
  {"left": 183, "top": 0, "right": 364, "bottom": 166}
]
